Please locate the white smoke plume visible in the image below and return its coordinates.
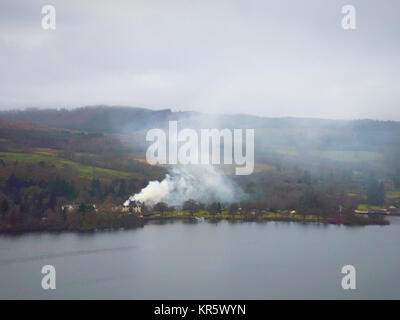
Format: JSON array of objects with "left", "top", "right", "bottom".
[{"left": 124, "top": 165, "right": 244, "bottom": 207}]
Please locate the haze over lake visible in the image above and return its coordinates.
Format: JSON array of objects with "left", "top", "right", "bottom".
[{"left": 1, "top": 218, "right": 399, "bottom": 299}]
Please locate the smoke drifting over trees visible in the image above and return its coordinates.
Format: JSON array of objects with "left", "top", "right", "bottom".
[{"left": 124, "top": 165, "right": 245, "bottom": 207}]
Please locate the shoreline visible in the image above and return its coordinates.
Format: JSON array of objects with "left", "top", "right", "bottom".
[
  {"left": 145, "top": 213, "right": 390, "bottom": 226},
  {"left": 0, "top": 212, "right": 390, "bottom": 235}
]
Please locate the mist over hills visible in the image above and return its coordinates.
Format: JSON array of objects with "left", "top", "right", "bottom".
[
  {"left": 1, "top": 106, "right": 399, "bottom": 155},
  {"left": 0, "top": 106, "right": 173, "bottom": 134},
  {"left": 1, "top": 105, "right": 399, "bottom": 131}
]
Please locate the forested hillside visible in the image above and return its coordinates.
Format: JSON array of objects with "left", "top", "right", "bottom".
[
  {"left": 0, "top": 117, "right": 165, "bottom": 231},
  {"left": 1, "top": 106, "right": 400, "bottom": 232}
]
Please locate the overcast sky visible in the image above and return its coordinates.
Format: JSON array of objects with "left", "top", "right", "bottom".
[{"left": 0, "top": 0, "right": 399, "bottom": 120}]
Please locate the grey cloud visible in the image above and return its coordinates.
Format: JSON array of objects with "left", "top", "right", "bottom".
[{"left": 0, "top": 0, "right": 399, "bottom": 120}]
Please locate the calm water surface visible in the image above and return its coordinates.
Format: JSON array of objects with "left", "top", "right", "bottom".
[{"left": 1, "top": 218, "right": 399, "bottom": 299}]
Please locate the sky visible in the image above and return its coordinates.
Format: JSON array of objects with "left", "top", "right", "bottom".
[{"left": 0, "top": 0, "right": 399, "bottom": 120}]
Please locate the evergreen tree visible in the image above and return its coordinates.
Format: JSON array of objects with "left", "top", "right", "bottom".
[
  {"left": 367, "top": 175, "right": 385, "bottom": 205},
  {"left": 154, "top": 202, "right": 168, "bottom": 213},
  {"left": 0, "top": 198, "right": 9, "bottom": 214},
  {"left": 182, "top": 199, "right": 199, "bottom": 215}
]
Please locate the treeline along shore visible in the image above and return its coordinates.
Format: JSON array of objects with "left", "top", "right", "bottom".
[{"left": 0, "top": 201, "right": 389, "bottom": 234}]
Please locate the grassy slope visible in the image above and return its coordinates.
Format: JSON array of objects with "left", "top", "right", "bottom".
[
  {"left": 275, "top": 148, "right": 383, "bottom": 163},
  {"left": 0, "top": 151, "right": 137, "bottom": 179}
]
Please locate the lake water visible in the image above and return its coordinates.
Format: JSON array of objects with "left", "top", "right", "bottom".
[{"left": 1, "top": 217, "right": 399, "bottom": 299}]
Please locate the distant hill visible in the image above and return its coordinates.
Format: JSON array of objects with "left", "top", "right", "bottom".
[
  {"left": 1, "top": 105, "right": 400, "bottom": 132},
  {"left": 0, "top": 118, "right": 80, "bottom": 133},
  {"left": 0, "top": 106, "right": 174, "bottom": 134},
  {"left": 1, "top": 106, "right": 400, "bottom": 154}
]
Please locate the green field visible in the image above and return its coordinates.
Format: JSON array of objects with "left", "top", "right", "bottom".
[
  {"left": 387, "top": 190, "right": 400, "bottom": 199},
  {"left": 0, "top": 152, "right": 135, "bottom": 179},
  {"left": 273, "top": 149, "right": 382, "bottom": 164},
  {"left": 347, "top": 193, "right": 359, "bottom": 197},
  {"left": 357, "top": 204, "right": 382, "bottom": 210}
]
